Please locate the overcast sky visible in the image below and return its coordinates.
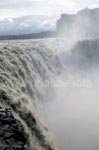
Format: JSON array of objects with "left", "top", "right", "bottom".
[
  {"left": 0, "top": 0, "right": 99, "bottom": 35},
  {"left": 0, "top": 0, "right": 99, "bottom": 18}
]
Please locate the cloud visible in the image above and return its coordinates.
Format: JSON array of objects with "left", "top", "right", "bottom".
[
  {"left": 0, "top": 0, "right": 98, "bottom": 35},
  {"left": 0, "top": 0, "right": 99, "bottom": 18},
  {"left": 40, "top": 20, "right": 55, "bottom": 27},
  {"left": 19, "top": 22, "right": 30, "bottom": 29},
  {"left": 53, "top": 0, "right": 76, "bottom": 7},
  {"left": 0, "top": 15, "right": 56, "bottom": 35},
  {"left": 39, "top": 20, "right": 56, "bottom": 30},
  {"left": 89, "top": 4, "right": 99, "bottom": 9}
]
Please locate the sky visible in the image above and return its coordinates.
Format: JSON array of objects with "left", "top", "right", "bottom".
[
  {"left": 0, "top": 0, "right": 99, "bottom": 35},
  {"left": 0, "top": 0, "right": 99, "bottom": 18}
]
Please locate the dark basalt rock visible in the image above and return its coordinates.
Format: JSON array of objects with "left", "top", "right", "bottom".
[{"left": 0, "top": 108, "right": 28, "bottom": 150}]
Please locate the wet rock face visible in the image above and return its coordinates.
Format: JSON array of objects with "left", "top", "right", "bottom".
[
  {"left": 61, "top": 39, "right": 99, "bottom": 71},
  {"left": 0, "top": 108, "right": 28, "bottom": 150}
]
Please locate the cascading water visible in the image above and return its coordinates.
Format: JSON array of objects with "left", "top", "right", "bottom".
[{"left": 0, "top": 38, "right": 99, "bottom": 150}]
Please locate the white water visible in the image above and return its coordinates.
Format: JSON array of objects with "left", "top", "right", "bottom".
[
  {"left": 36, "top": 39, "right": 99, "bottom": 150},
  {"left": 1, "top": 38, "right": 99, "bottom": 150}
]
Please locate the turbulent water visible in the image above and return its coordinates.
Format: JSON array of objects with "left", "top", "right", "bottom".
[
  {"left": 0, "top": 38, "right": 99, "bottom": 150},
  {"left": 0, "top": 39, "right": 61, "bottom": 150}
]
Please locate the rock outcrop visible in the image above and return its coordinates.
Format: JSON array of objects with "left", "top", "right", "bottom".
[
  {"left": 0, "top": 108, "right": 28, "bottom": 150},
  {"left": 57, "top": 8, "right": 99, "bottom": 40},
  {"left": 61, "top": 39, "right": 99, "bottom": 71}
]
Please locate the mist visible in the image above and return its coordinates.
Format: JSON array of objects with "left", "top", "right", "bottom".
[
  {"left": 35, "top": 9, "right": 99, "bottom": 149},
  {"left": 35, "top": 14, "right": 99, "bottom": 149}
]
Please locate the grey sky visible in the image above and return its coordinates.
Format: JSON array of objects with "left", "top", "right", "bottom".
[
  {"left": 0, "top": 0, "right": 99, "bottom": 18},
  {"left": 0, "top": 1, "right": 98, "bottom": 36}
]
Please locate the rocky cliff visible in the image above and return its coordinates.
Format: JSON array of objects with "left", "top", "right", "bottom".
[
  {"left": 57, "top": 8, "right": 99, "bottom": 40},
  {"left": 61, "top": 39, "right": 99, "bottom": 72}
]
